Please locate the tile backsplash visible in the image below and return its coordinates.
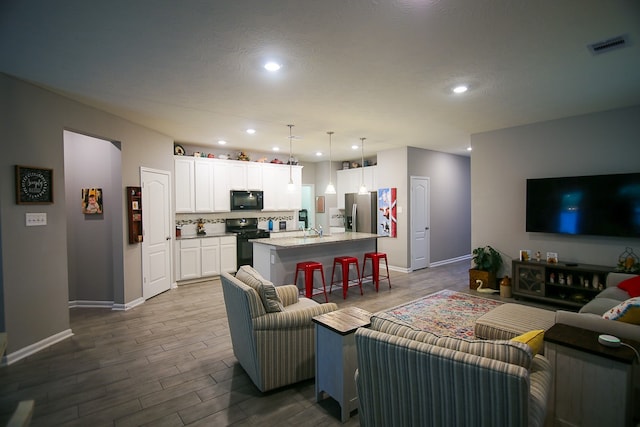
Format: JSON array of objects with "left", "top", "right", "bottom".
[{"left": 176, "top": 212, "right": 296, "bottom": 236}]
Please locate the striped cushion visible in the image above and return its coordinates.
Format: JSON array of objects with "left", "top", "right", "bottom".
[
  {"left": 475, "top": 303, "right": 556, "bottom": 340},
  {"left": 236, "top": 266, "right": 283, "bottom": 312},
  {"left": 371, "top": 313, "right": 532, "bottom": 369}
]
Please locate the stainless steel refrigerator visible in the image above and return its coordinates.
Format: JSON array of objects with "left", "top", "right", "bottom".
[{"left": 345, "top": 191, "right": 378, "bottom": 234}]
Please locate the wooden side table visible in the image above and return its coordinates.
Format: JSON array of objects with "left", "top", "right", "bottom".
[
  {"left": 544, "top": 323, "right": 639, "bottom": 427},
  {"left": 313, "top": 306, "right": 372, "bottom": 422}
]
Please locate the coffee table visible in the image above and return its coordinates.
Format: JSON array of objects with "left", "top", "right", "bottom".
[{"left": 312, "top": 306, "right": 372, "bottom": 422}]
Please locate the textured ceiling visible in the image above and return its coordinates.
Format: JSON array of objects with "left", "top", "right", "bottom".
[{"left": 1, "top": 1, "right": 639, "bottom": 162}]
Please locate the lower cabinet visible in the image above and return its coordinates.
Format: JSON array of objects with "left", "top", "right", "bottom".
[{"left": 177, "top": 236, "right": 237, "bottom": 281}]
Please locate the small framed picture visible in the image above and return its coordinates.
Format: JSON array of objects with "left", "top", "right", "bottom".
[
  {"left": 82, "top": 188, "right": 103, "bottom": 214},
  {"left": 132, "top": 201, "right": 139, "bottom": 210},
  {"left": 519, "top": 249, "right": 531, "bottom": 261},
  {"left": 546, "top": 252, "right": 558, "bottom": 264},
  {"left": 15, "top": 165, "right": 54, "bottom": 204}
]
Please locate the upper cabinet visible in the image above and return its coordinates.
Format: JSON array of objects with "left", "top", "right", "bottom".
[
  {"left": 336, "top": 166, "right": 378, "bottom": 209},
  {"left": 175, "top": 157, "right": 302, "bottom": 213},
  {"left": 175, "top": 158, "right": 195, "bottom": 212}
]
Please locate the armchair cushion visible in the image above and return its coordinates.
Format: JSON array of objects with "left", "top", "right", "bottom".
[{"left": 236, "top": 265, "right": 284, "bottom": 312}]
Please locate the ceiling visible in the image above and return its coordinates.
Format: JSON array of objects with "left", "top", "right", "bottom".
[{"left": 2, "top": 1, "right": 639, "bottom": 162}]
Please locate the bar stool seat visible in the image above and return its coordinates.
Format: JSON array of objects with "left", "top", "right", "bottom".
[
  {"left": 330, "top": 256, "right": 363, "bottom": 299},
  {"left": 294, "top": 261, "right": 328, "bottom": 302},
  {"left": 361, "top": 252, "right": 391, "bottom": 292}
]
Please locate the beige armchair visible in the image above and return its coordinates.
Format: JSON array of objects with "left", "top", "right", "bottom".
[{"left": 221, "top": 268, "right": 338, "bottom": 392}]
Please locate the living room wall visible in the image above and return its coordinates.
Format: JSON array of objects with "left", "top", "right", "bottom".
[
  {"left": 1, "top": 73, "right": 173, "bottom": 357},
  {"left": 471, "top": 105, "right": 640, "bottom": 276}
]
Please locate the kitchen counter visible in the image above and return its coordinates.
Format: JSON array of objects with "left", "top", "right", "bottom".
[
  {"left": 250, "top": 232, "right": 378, "bottom": 248},
  {"left": 176, "top": 232, "right": 235, "bottom": 240},
  {"left": 252, "top": 232, "right": 381, "bottom": 287}
]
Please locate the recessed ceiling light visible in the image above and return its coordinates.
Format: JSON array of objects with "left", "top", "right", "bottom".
[
  {"left": 273, "top": 147, "right": 280, "bottom": 151},
  {"left": 352, "top": 145, "right": 359, "bottom": 150},
  {"left": 264, "top": 62, "right": 281, "bottom": 72},
  {"left": 218, "top": 140, "right": 227, "bottom": 145},
  {"left": 246, "top": 128, "right": 256, "bottom": 134},
  {"left": 316, "top": 152, "right": 323, "bottom": 157},
  {"left": 453, "top": 85, "right": 468, "bottom": 94}
]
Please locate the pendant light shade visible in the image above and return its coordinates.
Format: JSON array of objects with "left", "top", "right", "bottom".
[
  {"left": 287, "top": 124, "right": 295, "bottom": 192},
  {"left": 325, "top": 131, "right": 336, "bottom": 194},
  {"left": 358, "top": 137, "right": 368, "bottom": 195}
]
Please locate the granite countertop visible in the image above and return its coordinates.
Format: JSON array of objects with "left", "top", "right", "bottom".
[
  {"left": 250, "top": 232, "right": 380, "bottom": 248},
  {"left": 176, "top": 232, "right": 235, "bottom": 240}
]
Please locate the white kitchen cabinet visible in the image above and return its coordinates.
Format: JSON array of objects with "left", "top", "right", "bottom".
[
  {"left": 220, "top": 235, "right": 237, "bottom": 273},
  {"left": 336, "top": 166, "right": 377, "bottom": 209},
  {"left": 195, "top": 160, "right": 214, "bottom": 212},
  {"left": 178, "top": 239, "right": 201, "bottom": 280},
  {"left": 228, "top": 161, "right": 247, "bottom": 190},
  {"left": 200, "top": 238, "right": 220, "bottom": 277},
  {"left": 176, "top": 236, "right": 237, "bottom": 281},
  {"left": 263, "top": 163, "right": 303, "bottom": 211},
  {"left": 175, "top": 157, "right": 195, "bottom": 212},
  {"left": 246, "top": 163, "right": 263, "bottom": 190},
  {"left": 211, "top": 160, "right": 231, "bottom": 211}
]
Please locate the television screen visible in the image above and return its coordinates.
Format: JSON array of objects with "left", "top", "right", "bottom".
[{"left": 526, "top": 173, "right": 640, "bottom": 238}]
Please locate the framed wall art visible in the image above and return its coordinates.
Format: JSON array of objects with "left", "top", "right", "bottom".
[
  {"left": 82, "top": 188, "right": 103, "bottom": 214},
  {"left": 15, "top": 165, "right": 54, "bottom": 204}
]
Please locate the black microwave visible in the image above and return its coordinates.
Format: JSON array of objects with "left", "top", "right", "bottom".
[{"left": 230, "top": 190, "right": 264, "bottom": 211}]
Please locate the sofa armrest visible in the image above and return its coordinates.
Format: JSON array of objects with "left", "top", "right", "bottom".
[
  {"left": 275, "top": 285, "right": 299, "bottom": 306},
  {"left": 253, "top": 303, "right": 338, "bottom": 330},
  {"left": 556, "top": 310, "right": 640, "bottom": 341}
]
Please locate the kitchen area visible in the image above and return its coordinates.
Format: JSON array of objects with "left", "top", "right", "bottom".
[{"left": 172, "top": 146, "right": 383, "bottom": 285}]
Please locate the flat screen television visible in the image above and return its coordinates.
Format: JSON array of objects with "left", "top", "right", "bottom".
[{"left": 526, "top": 173, "right": 640, "bottom": 238}]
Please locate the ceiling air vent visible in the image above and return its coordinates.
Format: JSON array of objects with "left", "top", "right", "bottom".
[{"left": 587, "top": 34, "right": 629, "bottom": 55}]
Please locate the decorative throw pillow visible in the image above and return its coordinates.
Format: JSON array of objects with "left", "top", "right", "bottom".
[
  {"left": 510, "top": 329, "right": 545, "bottom": 356},
  {"left": 235, "top": 265, "right": 284, "bottom": 312},
  {"left": 602, "top": 297, "right": 640, "bottom": 324},
  {"left": 617, "top": 276, "right": 640, "bottom": 298}
]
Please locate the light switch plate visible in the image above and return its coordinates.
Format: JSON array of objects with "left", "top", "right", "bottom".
[{"left": 26, "top": 212, "right": 47, "bottom": 226}]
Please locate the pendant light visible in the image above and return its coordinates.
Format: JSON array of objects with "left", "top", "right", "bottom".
[
  {"left": 358, "top": 137, "right": 368, "bottom": 194},
  {"left": 325, "top": 131, "right": 336, "bottom": 194},
  {"left": 287, "top": 124, "right": 295, "bottom": 192}
]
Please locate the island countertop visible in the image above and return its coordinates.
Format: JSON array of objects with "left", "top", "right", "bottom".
[{"left": 250, "top": 232, "right": 379, "bottom": 248}]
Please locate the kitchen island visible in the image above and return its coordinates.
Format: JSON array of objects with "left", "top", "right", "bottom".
[{"left": 251, "top": 232, "right": 380, "bottom": 287}]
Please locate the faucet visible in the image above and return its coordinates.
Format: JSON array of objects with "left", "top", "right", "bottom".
[{"left": 309, "top": 226, "right": 323, "bottom": 237}]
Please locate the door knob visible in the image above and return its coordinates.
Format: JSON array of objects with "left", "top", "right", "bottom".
[
  {"left": 166, "top": 236, "right": 171, "bottom": 240},
  {"left": 425, "top": 227, "right": 429, "bottom": 230}
]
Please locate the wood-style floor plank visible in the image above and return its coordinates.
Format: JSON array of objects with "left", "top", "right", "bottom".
[{"left": 1, "top": 260, "right": 483, "bottom": 426}]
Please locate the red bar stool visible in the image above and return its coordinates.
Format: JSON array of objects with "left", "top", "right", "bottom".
[
  {"left": 330, "top": 256, "right": 363, "bottom": 299},
  {"left": 294, "top": 261, "right": 328, "bottom": 302},
  {"left": 361, "top": 252, "right": 391, "bottom": 292}
]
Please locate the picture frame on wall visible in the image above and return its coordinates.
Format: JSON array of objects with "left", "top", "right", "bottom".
[
  {"left": 315, "top": 196, "right": 325, "bottom": 213},
  {"left": 15, "top": 165, "right": 54, "bottom": 204},
  {"left": 82, "top": 188, "right": 103, "bottom": 214}
]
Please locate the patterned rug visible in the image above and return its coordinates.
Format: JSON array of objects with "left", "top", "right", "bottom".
[{"left": 381, "top": 289, "right": 503, "bottom": 338}]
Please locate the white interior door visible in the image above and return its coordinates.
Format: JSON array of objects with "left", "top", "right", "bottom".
[
  {"left": 141, "top": 168, "right": 172, "bottom": 299},
  {"left": 411, "top": 176, "right": 430, "bottom": 270}
]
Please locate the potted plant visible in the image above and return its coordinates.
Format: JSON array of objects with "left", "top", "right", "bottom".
[{"left": 469, "top": 245, "right": 503, "bottom": 290}]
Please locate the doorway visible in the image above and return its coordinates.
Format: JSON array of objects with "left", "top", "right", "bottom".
[
  {"left": 410, "top": 176, "right": 430, "bottom": 270},
  {"left": 301, "top": 184, "right": 315, "bottom": 228}
]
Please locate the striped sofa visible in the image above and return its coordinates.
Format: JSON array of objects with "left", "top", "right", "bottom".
[
  {"left": 355, "top": 314, "right": 553, "bottom": 427},
  {"left": 221, "top": 268, "right": 338, "bottom": 392}
]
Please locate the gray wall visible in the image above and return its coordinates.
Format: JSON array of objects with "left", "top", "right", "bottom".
[
  {"left": 471, "top": 105, "right": 640, "bottom": 276},
  {"left": 1, "top": 73, "right": 173, "bottom": 354},
  {"left": 64, "top": 131, "right": 123, "bottom": 303}
]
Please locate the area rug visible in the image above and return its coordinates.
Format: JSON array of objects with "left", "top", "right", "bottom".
[{"left": 381, "top": 289, "right": 503, "bottom": 338}]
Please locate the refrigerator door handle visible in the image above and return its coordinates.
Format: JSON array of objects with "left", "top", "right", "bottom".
[{"left": 352, "top": 204, "right": 357, "bottom": 233}]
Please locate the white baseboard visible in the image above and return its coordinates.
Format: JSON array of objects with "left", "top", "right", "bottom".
[
  {"left": 69, "top": 300, "right": 114, "bottom": 309},
  {"left": 2, "top": 329, "right": 73, "bottom": 366},
  {"left": 113, "top": 297, "right": 145, "bottom": 311},
  {"left": 429, "top": 254, "right": 471, "bottom": 268}
]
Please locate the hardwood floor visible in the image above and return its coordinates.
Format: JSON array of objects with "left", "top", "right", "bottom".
[{"left": 1, "top": 261, "right": 473, "bottom": 426}]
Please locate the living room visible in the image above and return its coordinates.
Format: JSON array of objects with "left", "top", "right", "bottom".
[{"left": 2, "top": 1, "right": 640, "bottom": 425}]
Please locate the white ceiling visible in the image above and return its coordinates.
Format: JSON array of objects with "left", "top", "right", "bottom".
[{"left": 2, "top": 1, "right": 639, "bottom": 162}]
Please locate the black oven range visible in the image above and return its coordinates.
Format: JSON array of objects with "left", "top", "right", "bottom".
[{"left": 225, "top": 218, "right": 270, "bottom": 270}]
